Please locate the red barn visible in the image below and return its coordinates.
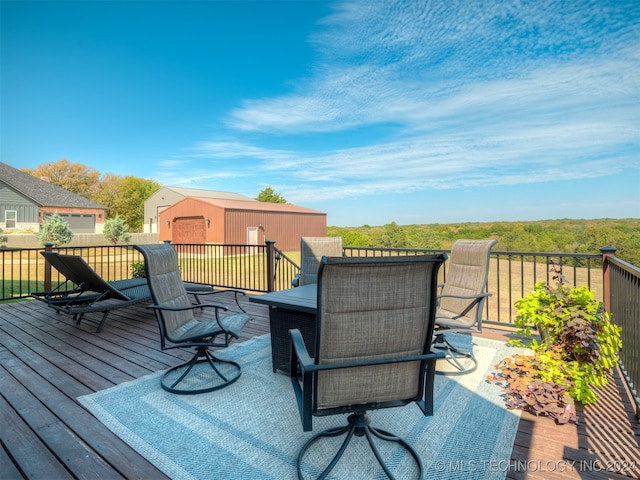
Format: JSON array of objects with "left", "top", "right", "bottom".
[{"left": 158, "top": 197, "right": 326, "bottom": 251}]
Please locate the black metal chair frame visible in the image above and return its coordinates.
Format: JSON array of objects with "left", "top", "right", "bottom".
[
  {"left": 289, "top": 254, "right": 446, "bottom": 480},
  {"left": 432, "top": 289, "right": 492, "bottom": 375},
  {"left": 290, "top": 331, "right": 444, "bottom": 479},
  {"left": 32, "top": 252, "right": 152, "bottom": 332},
  {"left": 135, "top": 244, "right": 251, "bottom": 395},
  {"left": 433, "top": 239, "right": 497, "bottom": 376},
  {"left": 150, "top": 302, "right": 244, "bottom": 394}
]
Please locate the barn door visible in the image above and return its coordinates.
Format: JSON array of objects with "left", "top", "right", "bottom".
[{"left": 247, "top": 227, "right": 258, "bottom": 245}]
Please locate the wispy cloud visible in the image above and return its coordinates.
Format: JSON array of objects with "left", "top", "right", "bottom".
[{"left": 181, "top": 0, "right": 639, "bottom": 204}]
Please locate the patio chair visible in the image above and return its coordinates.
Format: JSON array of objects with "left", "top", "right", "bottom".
[
  {"left": 135, "top": 243, "right": 251, "bottom": 394},
  {"left": 32, "top": 251, "right": 152, "bottom": 333},
  {"left": 293, "top": 236, "right": 343, "bottom": 287},
  {"left": 433, "top": 239, "right": 497, "bottom": 375},
  {"left": 32, "top": 251, "right": 216, "bottom": 333},
  {"left": 289, "top": 254, "right": 447, "bottom": 479}
]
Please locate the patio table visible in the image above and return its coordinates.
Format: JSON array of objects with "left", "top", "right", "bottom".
[{"left": 250, "top": 284, "right": 317, "bottom": 374}]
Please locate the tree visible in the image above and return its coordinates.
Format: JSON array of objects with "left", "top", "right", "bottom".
[
  {"left": 103, "top": 214, "right": 131, "bottom": 245},
  {"left": 94, "top": 175, "right": 161, "bottom": 232},
  {"left": 379, "top": 222, "right": 408, "bottom": 248},
  {"left": 35, "top": 212, "right": 73, "bottom": 246},
  {"left": 23, "top": 159, "right": 101, "bottom": 197},
  {"left": 256, "top": 186, "right": 286, "bottom": 204}
]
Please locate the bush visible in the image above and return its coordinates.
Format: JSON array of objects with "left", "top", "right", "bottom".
[
  {"left": 488, "top": 261, "right": 622, "bottom": 422},
  {"left": 103, "top": 214, "right": 131, "bottom": 245},
  {"left": 131, "top": 261, "right": 146, "bottom": 278},
  {"left": 35, "top": 212, "right": 73, "bottom": 246}
]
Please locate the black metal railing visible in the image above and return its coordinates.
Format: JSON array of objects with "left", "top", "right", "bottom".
[
  {"left": 603, "top": 251, "right": 640, "bottom": 417},
  {"left": 343, "top": 246, "right": 602, "bottom": 326},
  {"left": 0, "top": 242, "right": 615, "bottom": 327},
  {"left": 1, "top": 240, "right": 637, "bottom": 412}
]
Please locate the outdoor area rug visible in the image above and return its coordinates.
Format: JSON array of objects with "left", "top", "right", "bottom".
[{"left": 78, "top": 334, "right": 526, "bottom": 480}]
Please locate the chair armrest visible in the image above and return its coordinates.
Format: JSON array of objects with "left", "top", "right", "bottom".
[
  {"left": 289, "top": 328, "right": 315, "bottom": 431},
  {"left": 189, "top": 288, "right": 248, "bottom": 312},
  {"left": 289, "top": 328, "right": 314, "bottom": 375},
  {"left": 438, "top": 291, "right": 492, "bottom": 300},
  {"left": 146, "top": 303, "right": 229, "bottom": 313}
]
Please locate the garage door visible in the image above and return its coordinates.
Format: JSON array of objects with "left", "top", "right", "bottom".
[
  {"left": 45, "top": 213, "right": 95, "bottom": 233},
  {"left": 173, "top": 217, "right": 207, "bottom": 244}
]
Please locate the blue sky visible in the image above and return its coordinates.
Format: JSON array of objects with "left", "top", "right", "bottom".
[{"left": 2, "top": 0, "right": 639, "bottom": 227}]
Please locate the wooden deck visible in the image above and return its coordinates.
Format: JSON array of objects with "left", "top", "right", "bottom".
[{"left": 1, "top": 293, "right": 638, "bottom": 479}]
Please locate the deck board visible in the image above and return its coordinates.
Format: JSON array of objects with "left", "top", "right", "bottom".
[{"left": 1, "top": 293, "right": 638, "bottom": 479}]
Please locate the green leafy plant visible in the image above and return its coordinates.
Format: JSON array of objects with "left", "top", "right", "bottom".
[
  {"left": 488, "top": 260, "right": 622, "bottom": 421},
  {"left": 103, "top": 214, "right": 131, "bottom": 245},
  {"left": 35, "top": 212, "right": 74, "bottom": 246},
  {"left": 131, "top": 261, "right": 146, "bottom": 278}
]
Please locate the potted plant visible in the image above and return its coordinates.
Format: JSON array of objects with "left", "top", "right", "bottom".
[{"left": 488, "top": 260, "right": 622, "bottom": 424}]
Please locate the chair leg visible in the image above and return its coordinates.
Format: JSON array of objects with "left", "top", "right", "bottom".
[
  {"left": 297, "top": 412, "right": 423, "bottom": 480},
  {"left": 433, "top": 334, "right": 478, "bottom": 375},
  {"left": 161, "top": 347, "right": 241, "bottom": 394}
]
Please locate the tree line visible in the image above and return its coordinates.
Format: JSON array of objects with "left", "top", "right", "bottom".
[
  {"left": 22, "top": 160, "right": 287, "bottom": 232},
  {"left": 22, "top": 159, "right": 161, "bottom": 232},
  {"left": 328, "top": 219, "right": 640, "bottom": 266},
  {"left": 23, "top": 160, "right": 639, "bottom": 265}
]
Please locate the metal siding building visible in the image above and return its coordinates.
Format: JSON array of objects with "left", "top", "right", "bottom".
[
  {"left": 159, "top": 197, "right": 326, "bottom": 251},
  {"left": 143, "top": 187, "right": 254, "bottom": 233}
]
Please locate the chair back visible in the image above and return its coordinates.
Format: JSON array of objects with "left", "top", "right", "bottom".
[
  {"left": 41, "top": 251, "right": 130, "bottom": 301},
  {"left": 299, "top": 237, "right": 342, "bottom": 286},
  {"left": 135, "top": 244, "right": 195, "bottom": 341},
  {"left": 438, "top": 239, "right": 497, "bottom": 328},
  {"left": 314, "top": 254, "right": 446, "bottom": 412}
]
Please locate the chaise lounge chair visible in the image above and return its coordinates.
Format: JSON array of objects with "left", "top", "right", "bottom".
[{"left": 32, "top": 251, "right": 215, "bottom": 333}]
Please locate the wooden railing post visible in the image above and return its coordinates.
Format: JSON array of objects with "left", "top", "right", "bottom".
[
  {"left": 266, "top": 240, "right": 276, "bottom": 292},
  {"left": 44, "top": 242, "right": 53, "bottom": 292},
  {"left": 600, "top": 245, "right": 617, "bottom": 312}
]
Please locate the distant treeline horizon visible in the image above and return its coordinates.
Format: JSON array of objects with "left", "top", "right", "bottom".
[{"left": 328, "top": 218, "right": 640, "bottom": 266}]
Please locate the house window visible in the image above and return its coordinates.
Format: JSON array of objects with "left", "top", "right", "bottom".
[{"left": 5, "top": 210, "right": 16, "bottom": 229}]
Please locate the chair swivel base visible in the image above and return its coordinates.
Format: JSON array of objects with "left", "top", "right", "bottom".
[
  {"left": 161, "top": 347, "right": 241, "bottom": 395},
  {"left": 297, "top": 412, "right": 423, "bottom": 480},
  {"left": 433, "top": 334, "right": 478, "bottom": 375}
]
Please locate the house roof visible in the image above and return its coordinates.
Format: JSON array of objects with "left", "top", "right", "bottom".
[
  {"left": 0, "top": 162, "right": 107, "bottom": 209},
  {"left": 161, "top": 186, "right": 254, "bottom": 201},
  {"left": 187, "top": 197, "right": 325, "bottom": 215}
]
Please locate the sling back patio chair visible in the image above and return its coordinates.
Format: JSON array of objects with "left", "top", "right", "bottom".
[
  {"left": 32, "top": 251, "right": 215, "bottom": 333},
  {"left": 135, "top": 243, "right": 251, "bottom": 394},
  {"left": 289, "top": 254, "right": 447, "bottom": 480},
  {"left": 292, "top": 236, "right": 343, "bottom": 287},
  {"left": 433, "top": 239, "right": 497, "bottom": 375}
]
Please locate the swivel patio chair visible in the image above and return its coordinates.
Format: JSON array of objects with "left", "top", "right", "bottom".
[
  {"left": 433, "top": 239, "right": 497, "bottom": 375},
  {"left": 289, "top": 254, "right": 447, "bottom": 480},
  {"left": 135, "top": 243, "right": 251, "bottom": 394},
  {"left": 293, "top": 236, "right": 343, "bottom": 287}
]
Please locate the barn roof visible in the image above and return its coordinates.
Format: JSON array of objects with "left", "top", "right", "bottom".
[
  {"left": 187, "top": 197, "right": 325, "bottom": 215},
  {"left": 162, "top": 187, "right": 254, "bottom": 201},
  {"left": 0, "top": 162, "right": 106, "bottom": 209}
]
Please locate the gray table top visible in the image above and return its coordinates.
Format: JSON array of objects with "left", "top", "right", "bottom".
[{"left": 249, "top": 284, "right": 317, "bottom": 314}]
